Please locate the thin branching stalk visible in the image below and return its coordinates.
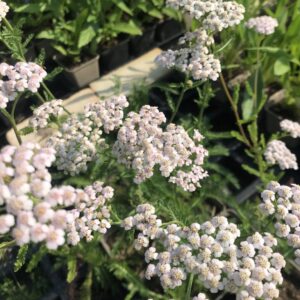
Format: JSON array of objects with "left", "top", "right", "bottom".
[{"left": 220, "top": 73, "right": 251, "bottom": 147}]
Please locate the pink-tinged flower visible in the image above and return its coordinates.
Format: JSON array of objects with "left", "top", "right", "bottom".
[
  {"left": 34, "top": 202, "right": 54, "bottom": 223},
  {"left": 46, "top": 226, "right": 65, "bottom": 250},
  {"left": 30, "top": 223, "right": 48, "bottom": 242},
  {"left": 45, "top": 188, "right": 64, "bottom": 206},
  {"left": 12, "top": 225, "right": 30, "bottom": 245},
  {"left": 246, "top": 16, "right": 278, "bottom": 35},
  {"left": 0, "top": 214, "right": 15, "bottom": 234},
  {"left": 17, "top": 211, "right": 36, "bottom": 227}
]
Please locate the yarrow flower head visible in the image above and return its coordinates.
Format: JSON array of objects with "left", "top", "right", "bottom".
[
  {"left": 0, "top": 142, "right": 114, "bottom": 249},
  {"left": 246, "top": 16, "right": 278, "bottom": 35},
  {"left": 0, "top": 1, "right": 9, "bottom": 22},
  {"left": 47, "top": 95, "right": 129, "bottom": 175},
  {"left": 30, "top": 99, "right": 64, "bottom": 130},
  {"left": 157, "top": 0, "right": 244, "bottom": 81},
  {"left": 155, "top": 29, "right": 221, "bottom": 81},
  {"left": 113, "top": 105, "right": 209, "bottom": 192},
  {"left": 0, "top": 62, "right": 47, "bottom": 109},
  {"left": 264, "top": 140, "right": 298, "bottom": 170},
  {"left": 166, "top": 0, "right": 245, "bottom": 32},
  {"left": 280, "top": 119, "right": 300, "bottom": 139},
  {"left": 259, "top": 181, "right": 300, "bottom": 266},
  {"left": 122, "top": 204, "right": 284, "bottom": 299}
]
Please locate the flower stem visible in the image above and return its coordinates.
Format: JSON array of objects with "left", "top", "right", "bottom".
[
  {"left": 219, "top": 73, "right": 251, "bottom": 147},
  {"left": 1, "top": 108, "right": 22, "bottom": 145},
  {"left": 185, "top": 273, "right": 194, "bottom": 300}
]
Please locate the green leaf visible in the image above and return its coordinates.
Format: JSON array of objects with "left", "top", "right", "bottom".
[
  {"left": 36, "top": 30, "right": 55, "bottom": 40},
  {"left": 26, "top": 246, "right": 47, "bottom": 272},
  {"left": 247, "top": 122, "right": 258, "bottom": 144},
  {"left": 112, "top": 20, "right": 142, "bottom": 35},
  {"left": 78, "top": 25, "right": 96, "bottom": 48},
  {"left": 14, "top": 3, "right": 46, "bottom": 13},
  {"left": 67, "top": 257, "right": 77, "bottom": 283},
  {"left": 247, "top": 47, "right": 280, "bottom": 53},
  {"left": 19, "top": 126, "right": 34, "bottom": 135},
  {"left": 242, "top": 98, "right": 253, "bottom": 120},
  {"left": 242, "top": 164, "right": 260, "bottom": 177},
  {"left": 0, "top": 240, "right": 15, "bottom": 249},
  {"left": 79, "top": 268, "right": 92, "bottom": 300},
  {"left": 231, "top": 130, "right": 246, "bottom": 143},
  {"left": 112, "top": 0, "right": 133, "bottom": 15},
  {"left": 14, "top": 245, "right": 29, "bottom": 272},
  {"left": 274, "top": 56, "right": 291, "bottom": 76}
]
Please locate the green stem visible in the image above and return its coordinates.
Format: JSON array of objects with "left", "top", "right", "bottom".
[
  {"left": 0, "top": 108, "right": 22, "bottom": 145},
  {"left": 169, "top": 87, "right": 187, "bottom": 124},
  {"left": 169, "top": 76, "right": 190, "bottom": 124},
  {"left": 36, "top": 92, "right": 46, "bottom": 104},
  {"left": 220, "top": 73, "right": 251, "bottom": 148},
  {"left": 41, "top": 82, "right": 55, "bottom": 100},
  {"left": 11, "top": 94, "right": 21, "bottom": 119},
  {"left": 253, "top": 39, "right": 262, "bottom": 110},
  {"left": 185, "top": 274, "right": 194, "bottom": 300}
]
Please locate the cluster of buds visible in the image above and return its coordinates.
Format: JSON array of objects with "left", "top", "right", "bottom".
[
  {"left": 113, "top": 105, "right": 208, "bottom": 192},
  {"left": 0, "top": 1, "right": 9, "bottom": 22},
  {"left": 264, "top": 140, "right": 298, "bottom": 170},
  {"left": 157, "top": 1, "right": 245, "bottom": 81},
  {"left": 47, "top": 95, "right": 129, "bottom": 175},
  {"left": 246, "top": 16, "right": 278, "bottom": 35},
  {"left": 0, "top": 62, "right": 47, "bottom": 109},
  {"left": 0, "top": 142, "right": 113, "bottom": 249},
  {"left": 30, "top": 99, "right": 64, "bottom": 130},
  {"left": 280, "top": 119, "right": 300, "bottom": 139},
  {"left": 122, "top": 204, "right": 285, "bottom": 299},
  {"left": 166, "top": 0, "right": 245, "bottom": 32},
  {"left": 259, "top": 181, "right": 300, "bottom": 266},
  {"left": 156, "top": 29, "right": 221, "bottom": 81}
]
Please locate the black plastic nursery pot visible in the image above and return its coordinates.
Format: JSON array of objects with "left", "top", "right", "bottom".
[
  {"left": 155, "top": 19, "right": 184, "bottom": 45},
  {"left": 64, "top": 56, "right": 100, "bottom": 89},
  {"left": 129, "top": 24, "right": 157, "bottom": 57},
  {"left": 100, "top": 39, "right": 130, "bottom": 74}
]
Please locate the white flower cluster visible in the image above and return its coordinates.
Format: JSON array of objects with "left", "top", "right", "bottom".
[
  {"left": 122, "top": 204, "right": 285, "bottom": 299},
  {"left": 246, "top": 16, "right": 278, "bottom": 35},
  {"left": 166, "top": 0, "right": 245, "bottom": 32},
  {"left": 193, "top": 293, "right": 209, "bottom": 300},
  {"left": 157, "top": 0, "right": 245, "bottom": 82},
  {"left": 264, "top": 140, "right": 298, "bottom": 170},
  {"left": 47, "top": 95, "right": 129, "bottom": 175},
  {"left": 0, "top": 1, "right": 9, "bottom": 22},
  {"left": 155, "top": 29, "right": 221, "bottom": 81},
  {"left": 30, "top": 99, "right": 64, "bottom": 130},
  {"left": 0, "top": 142, "right": 113, "bottom": 249},
  {"left": 280, "top": 119, "right": 300, "bottom": 139},
  {"left": 0, "top": 62, "right": 47, "bottom": 109},
  {"left": 113, "top": 105, "right": 208, "bottom": 192},
  {"left": 259, "top": 181, "right": 300, "bottom": 266}
]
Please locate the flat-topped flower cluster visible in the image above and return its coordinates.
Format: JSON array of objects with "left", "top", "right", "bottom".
[
  {"left": 0, "top": 142, "right": 113, "bottom": 249},
  {"left": 280, "top": 119, "right": 300, "bottom": 139},
  {"left": 156, "top": 0, "right": 245, "bottom": 81},
  {"left": 246, "top": 16, "right": 278, "bottom": 35},
  {"left": 264, "top": 140, "right": 298, "bottom": 170},
  {"left": 259, "top": 181, "right": 300, "bottom": 266},
  {"left": 0, "top": 62, "right": 47, "bottom": 109},
  {"left": 122, "top": 203, "right": 285, "bottom": 299},
  {"left": 0, "top": 0, "right": 9, "bottom": 22},
  {"left": 30, "top": 99, "right": 64, "bottom": 130},
  {"left": 47, "top": 95, "right": 129, "bottom": 175},
  {"left": 113, "top": 105, "right": 208, "bottom": 192}
]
